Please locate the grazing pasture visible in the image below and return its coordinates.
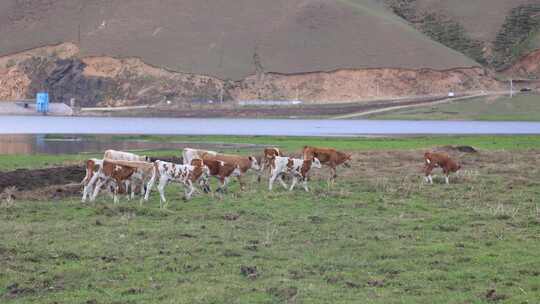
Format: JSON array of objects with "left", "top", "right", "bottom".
[
  {"left": 369, "top": 94, "right": 540, "bottom": 121},
  {"left": 0, "top": 136, "right": 539, "bottom": 303}
]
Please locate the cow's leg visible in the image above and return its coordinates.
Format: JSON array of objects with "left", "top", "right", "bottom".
[
  {"left": 82, "top": 171, "right": 100, "bottom": 202},
  {"left": 184, "top": 181, "right": 195, "bottom": 200},
  {"left": 289, "top": 175, "right": 298, "bottom": 191},
  {"left": 139, "top": 179, "right": 147, "bottom": 205},
  {"left": 268, "top": 172, "right": 278, "bottom": 191},
  {"left": 424, "top": 164, "right": 435, "bottom": 184},
  {"left": 278, "top": 174, "right": 288, "bottom": 189},
  {"left": 237, "top": 175, "right": 246, "bottom": 191},
  {"left": 443, "top": 167, "right": 450, "bottom": 184},
  {"left": 90, "top": 177, "right": 106, "bottom": 202},
  {"left": 302, "top": 177, "right": 309, "bottom": 192},
  {"left": 113, "top": 181, "right": 120, "bottom": 205},
  {"left": 157, "top": 176, "right": 168, "bottom": 209},
  {"left": 217, "top": 176, "right": 229, "bottom": 193},
  {"left": 144, "top": 170, "right": 157, "bottom": 202}
]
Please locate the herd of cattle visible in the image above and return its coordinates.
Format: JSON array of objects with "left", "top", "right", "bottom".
[{"left": 80, "top": 146, "right": 461, "bottom": 208}]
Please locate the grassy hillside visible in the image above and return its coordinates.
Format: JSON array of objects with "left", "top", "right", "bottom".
[
  {"left": 385, "top": 0, "right": 540, "bottom": 69},
  {"left": 1, "top": 136, "right": 540, "bottom": 303},
  {"left": 0, "top": 0, "right": 477, "bottom": 80},
  {"left": 369, "top": 94, "right": 540, "bottom": 121}
]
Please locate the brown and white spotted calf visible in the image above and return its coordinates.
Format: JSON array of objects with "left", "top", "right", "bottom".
[
  {"left": 90, "top": 160, "right": 137, "bottom": 203},
  {"left": 202, "top": 159, "right": 242, "bottom": 192},
  {"left": 423, "top": 152, "right": 461, "bottom": 184},
  {"left": 144, "top": 159, "right": 210, "bottom": 208},
  {"left": 269, "top": 156, "right": 322, "bottom": 191},
  {"left": 258, "top": 147, "right": 282, "bottom": 182}
]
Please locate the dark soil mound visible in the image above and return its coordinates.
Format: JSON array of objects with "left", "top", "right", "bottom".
[{"left": 0, "top": 166, "right": 85, "bottom": 192}]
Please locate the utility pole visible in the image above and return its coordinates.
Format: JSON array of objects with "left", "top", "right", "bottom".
[
  {"left": 219, "top": 85, "right": 224, "bottom": 104},
  {"left": 510, "top": 78, "right": 514, "bottom": 98}
]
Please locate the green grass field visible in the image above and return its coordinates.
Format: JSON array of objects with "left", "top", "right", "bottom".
[
  {"left": 1, "top": 136, "right": 540, "bottom": 303},
  {"left": 369, "top": 94, "right": 540, "bottom": 121}
]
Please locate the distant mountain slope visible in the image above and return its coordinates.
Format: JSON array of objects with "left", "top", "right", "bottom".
[
  {"left": 0, "top": 0, "right": 478, "bottom": 80},
  {"left": 415, "top": 0, "right": 535, "bottom": 42},
  {"left": 385, "top": 0, "right": 540, "bottom": 68}
]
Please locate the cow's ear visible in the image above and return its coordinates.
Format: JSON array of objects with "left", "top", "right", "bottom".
[{"left": 248, "top": 156, "right": 253, "bottom": 161}]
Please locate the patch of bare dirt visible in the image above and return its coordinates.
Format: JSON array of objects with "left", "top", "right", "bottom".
[
  {"left": 0, "top": 165, "right": 84, "bottom": 192},
  {"left": 504, "top": 49, "right": 540, "bottom": 78},
  {"left": 233, "top": 68, "right": 501, "bottom": 103},
  {"left": 240, "top": 266, "right": 259, "bottom": 280},
  {"left": 485, "top": 289, "right": 508, "bottom": 302}
]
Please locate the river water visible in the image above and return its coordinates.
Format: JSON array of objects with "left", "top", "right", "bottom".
[{"left": 1, "top": 116, "right": 540, "bottom": 136}]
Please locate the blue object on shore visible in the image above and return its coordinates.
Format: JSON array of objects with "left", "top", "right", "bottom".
[{"left": 36, "top": 92, "right": 49, "bottom": 113}]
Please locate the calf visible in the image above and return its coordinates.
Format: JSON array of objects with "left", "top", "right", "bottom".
[
  {"left": 269, "top": 156, "right": 322, "bottom": 192},
  {"left": 202, "top": 153, "right": 259, "bottom": 190},
  {"left": 144, "top": 159, "right": 210, "bottom": 208},
  {"left": 104, "top": 150, "right": 150, "bottom": 199},
  {"left": 423, "top": 152, "right": 461, "bottom": 184},
  {"left": 302, "top": 146, "right": 352, "bottom": 183},
  {"left": 258, "top": 147, "right": 282, "bottom": 182},
  {"left": 203, "top": 159, "right": 242, "bottom": 192},
  {"left": 90, "top": 160, "right": 137, "bottom": 204},
  {"left": 81, "top": 158, "right": 103, "bottom": 202}
]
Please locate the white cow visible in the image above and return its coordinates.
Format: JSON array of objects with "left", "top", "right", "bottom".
[
  {"left": 144, "top": 159, "right": 210, "bottom": 208},
  {"left": 269, "top": 156, "right": 321, "bottom": 192},
  {"left": 182, "top": 148, "right": 217, "bottom": 165}
]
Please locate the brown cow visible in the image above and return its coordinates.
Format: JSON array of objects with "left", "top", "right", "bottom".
[
  {"left": 203, "top": 159, "right": 242, "bottom": 192},
  {"left": 90, "top": 160, "right": 137, "bottom": 203},
  {"left": 302, "top": 146, "right": 352, "bottom": 183},
  {"left": 202, "top": 153, "right": 259, "bottom": 190},
  {"left": 258, "top": 147, "right": 282, "bottom": 182},
  {"left": 423, "top": 152, "right": 461, "bottom": 184}
]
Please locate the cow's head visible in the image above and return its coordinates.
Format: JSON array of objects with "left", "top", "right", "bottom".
[
  {"left": 312, "top": 157, "right": 322, "bottom": 169},
  {"left": 191, "top": 158, "right": 204, "bottom": 167},
  {"left": 248, "top": 156, "right": 260, "bottom": 170},
  {"left": 342, "top": 153, "right": 352, "bottom": 168}
]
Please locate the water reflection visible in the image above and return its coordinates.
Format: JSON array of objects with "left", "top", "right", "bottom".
[{"left": 0, "top": 135, "right": 260, "bottom": 155}]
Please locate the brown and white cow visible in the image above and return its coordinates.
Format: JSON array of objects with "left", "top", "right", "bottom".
[
  {"left": 269, "top": 156, "right": 322, "bottom": 191},
  {"left": 81, "top": 158, "right": 104, "bottom": 202},
  {"left": 302, "top": 146, "right": 351, "bottom": 183},
  {"left": 202, "top": 153, "right": 259, "bottom": 190},
  {"left": 90, "top": 160, "right": 138, "bottom": 204},
  {"left": 423, "top": 152, "right": 461, "bottom": 184},
  {"left": 144, "top": 159, "right": 210, "bottom": 208},
  {"left": 202, "top": 159, "right": 242, "bottom": 192},
  {"left": 103, "top": 150, "right": 150, "bottom": 199},
  {"left": 257, "top": 147, "right": 282, "bottom": 182}
]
